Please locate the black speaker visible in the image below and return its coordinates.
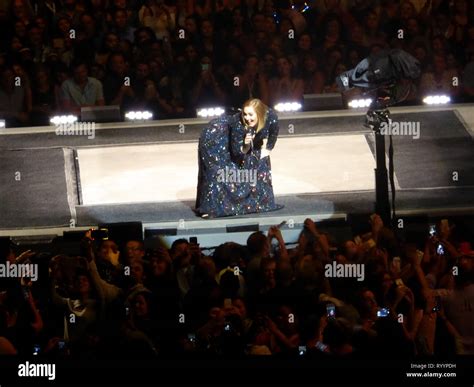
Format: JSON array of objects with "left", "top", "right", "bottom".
[
  {"left": 346, "top": 213, "right": 373, "bottom": 237},
  {"left": 303, "top": 93, "right": 344, "bottom": 111},
  {"left": 98, "top": 221, "right": 143, "bottom": 245},
  {"left": 226, "top": 224, "right": 259, "bottom": 233},
  {"left": 80, "top": 105, "right": 121, "bottom": 123},
  {"left": 0, "top": 236, "right": 12, "bottom": 261},
  {"left": 144, "top": 228, "right": 178, "bottom": 238}
]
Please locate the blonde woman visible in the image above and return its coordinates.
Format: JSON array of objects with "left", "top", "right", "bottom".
[{"left": 195, "top": 99, "right": 283, "bottom": 218}]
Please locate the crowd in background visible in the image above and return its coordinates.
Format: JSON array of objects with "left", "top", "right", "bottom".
[
  {"left": 0, "top": 0, "right": 473, "bottom": 127},
  {"left": 0, "top": 214, "right": 473, "bottom": 357}
]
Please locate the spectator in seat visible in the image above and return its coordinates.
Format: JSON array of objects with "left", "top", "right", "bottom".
[
  {"left": 138, "top": 0, "right": 175, "bottom": 41},
  {"left": 95, "top": 32, "right": 120, "bottom": 67},
  {"left": 60, "top": 60, "right": 104, "bottom": 113},
  {"left": 462, "top": 52, "right": 474, "bottom": 101},
  {"left": 103, "top": 52, "right": 135, "bottom": 110},
  {"left": 30, "top": 65, "right": 56, "bottom": 125},
  {"left": 419, "top": 54, "right": 460, "bottom": 100},
  {"left": 26, "top": 23, "right": 53, "bottom": 64},
  {"left": 111, "top": 9, "right": 136, "bottom": 43},
  {"left": 189, "top": 56, "right": 226, "bottom": 109},
  {"left": 231, "top": 55, "right": 269, "bottom": 108},
  {"left": 0, "top": 65, "right": 31, "bottom": 127},
  {"left": 268, "top": 56, "right": 304, "bottom": 105}
]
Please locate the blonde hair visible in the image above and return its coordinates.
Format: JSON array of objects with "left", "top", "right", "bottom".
[{"left": 242, "top": 98, "right": 268, "bottom": 133}]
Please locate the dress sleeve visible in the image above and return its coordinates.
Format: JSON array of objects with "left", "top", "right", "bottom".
[
  {"left": 230, "top": 115, "right": 246, "bottom": 161},
  {"left": 266, "top": 109, "right": 279, "bottom": 150}
]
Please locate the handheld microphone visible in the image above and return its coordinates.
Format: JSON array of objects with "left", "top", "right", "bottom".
[{"left": 245, "top": 125, "right": 255, "bottom": 149}]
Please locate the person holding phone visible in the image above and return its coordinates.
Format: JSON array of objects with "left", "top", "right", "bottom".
[
  {"left": 190, "top": 56, "right": 226, "bottom": 108},
  {"left": 231, "top": 55, "right": 270, "bottom": 108},
  {"left": 195, "top": 98, "right": 283, "bottom": 218}
]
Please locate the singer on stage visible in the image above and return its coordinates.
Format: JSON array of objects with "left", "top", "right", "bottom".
[{"left": 195, "top": 98, "right": 283, "bottom": 218}]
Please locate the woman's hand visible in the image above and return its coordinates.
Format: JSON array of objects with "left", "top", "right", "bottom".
[
  {"left": 16, "top": 250, "right": 35, "bottom": 264},
  {"left": 242, "top": 132, "right": 254, "bottom": 153},
  {"left": 244, "top": 133, "right": 254, "bottom": 146},
  {"left": 260, "top": 138, "right": 270, "bottom": 158}
]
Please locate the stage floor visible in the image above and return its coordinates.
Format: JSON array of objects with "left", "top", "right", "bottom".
[
  {"left": 1, "top": 106, "right": 474, "bottom": 232},
  {"left": 76, "top": 134, "right": 380, "bottom": 205}
]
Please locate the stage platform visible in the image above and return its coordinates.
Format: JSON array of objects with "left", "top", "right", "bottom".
[{"left": 1, "top": 104, "right": 474, "bottom": 247}]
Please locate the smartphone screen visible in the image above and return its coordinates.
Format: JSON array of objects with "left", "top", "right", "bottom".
[
  {"left": 326, "top": 303, "right": 336, "bottom": 319},
  {"left": 432, "top": 296, "right": 441, "bottom": 312},
  {"left": 392, "top": 257, "right": 401, "bottom": 273},
  {"left": 33, "top": 344, "right": 40, "bottom": 355},
  {"left": 437, "top": 244, "right": 445, "bottom": 255}
]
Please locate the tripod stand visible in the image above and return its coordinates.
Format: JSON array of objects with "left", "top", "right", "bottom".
[{"left": 365, "top": 99, "right": 394, "bottom": 227}]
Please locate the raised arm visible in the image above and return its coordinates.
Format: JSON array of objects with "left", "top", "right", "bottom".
[
  {"left": 83, "top": 231, "right": 122, "bottom": 304},
  {"left": 49, "top": 256, "right": 69, "bottom": 308},
  {"left": 23, "top": 286, "right": 44, "bottom": 334},
  {"left": 265, "top": 110, "right": 279, "bottom": 150}
]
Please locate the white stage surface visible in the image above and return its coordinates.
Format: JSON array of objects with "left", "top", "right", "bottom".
[{"left": 76, "top": 134, "right": 382, "bottom": 205}]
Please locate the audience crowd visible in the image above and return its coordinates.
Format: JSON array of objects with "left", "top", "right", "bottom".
[
  {"left": 1, "top": 214, "right": 473, "bottom": 358},
  {"left": 0, "top": 0, "right": 473, "bottom": 127}
]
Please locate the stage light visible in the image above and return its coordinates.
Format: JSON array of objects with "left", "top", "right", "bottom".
[
  {"left": 50, "top": 115, "right": 78, "bottom": 125},
  {"left": 125, "top": 110, "right": 153, "bottom": 121},
  {"left": 196, "top": 107, "right": 225, "bottom": 118},
  {"left": 422, "top": 95, "right": 451, "bottom": 105},
  {"left": 348, "top": 98, "right": 373, "bottom": 109},
  {"left": 0, "top": 119, "right": 5, "bottom": 128},
  {"left": 274, "top": 102, "right": 302, "bottom": 112}
]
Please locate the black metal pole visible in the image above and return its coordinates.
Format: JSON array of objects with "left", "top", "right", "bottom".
[{"left": 374, "top": 128, "right": 391, "bottom": 226}]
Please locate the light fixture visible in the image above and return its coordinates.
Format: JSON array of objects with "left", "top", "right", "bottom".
[
  {"left": 274, "top": 102, "right": 302, "bottom": 112},
  {"left": 50, "top": 115, "right": 78, "bottom": 125},
  {"left": 423, "top": 95, "right": 450, "bottom": 105},
  {"left": 347, "top": 98, "right": 373, "bottom": 109},
  {"left": 125, "top": 110, "right": 153, "bottom": 121},
  {"left": 196, "top": 107, "right": 225, "bottom": 118}
]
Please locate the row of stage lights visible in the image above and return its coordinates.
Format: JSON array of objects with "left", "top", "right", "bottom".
[
  {"left": 347, "top": 94, "right": 451, "bottom": 109},
  {"left": 0, "top": 95, "right": 454, "bottom": 129},
  {"left": 197, "top": 95, "right": 451, "bottom": 118},
  {"left": 48, "top": 104, "right": 306, "bottom": 125},
  {"left": 48, "top": 110, "right": 155, "bottom": 125}
]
